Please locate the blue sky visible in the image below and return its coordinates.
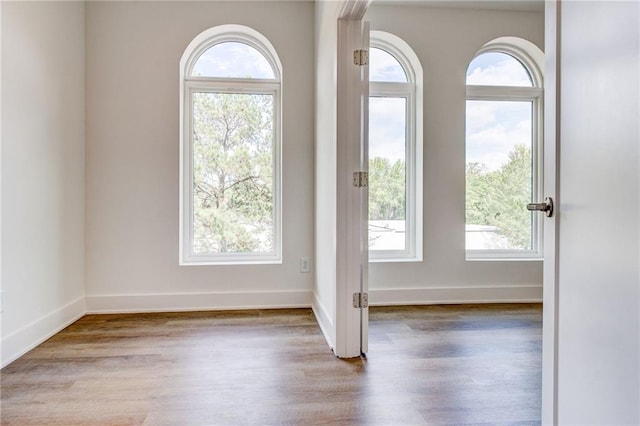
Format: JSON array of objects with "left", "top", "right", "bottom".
[
  {"left": 369, "top": 48, "right": 407, "bottom": 163},
  {"left": 194, "top": 43, "right": 532, "bottom": 173},
  {"left": 192, "top": 42, "right": 274, "bottom": 79},
  {"left": 466, "top": 100, "right": 532, "bottom": 171},
  {"left": 466, "top": 52, "right": 532, "bottom": 86},
  {"left": 466, "top": 52, "right": 533, "bottom": 171},
  {"left": 369, "top": 97, "right": 406, "bottom": 163},
  {"left": 368, "top": 49, "right": 534, "bottom": 172},
  {"left": 370, "top": 48, "right": 407, "bottom": 82}
]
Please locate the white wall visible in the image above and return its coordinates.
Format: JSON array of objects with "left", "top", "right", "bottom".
[
  {"left": 1, "top": 1, "right": 86, "bottom": 366},
  {"left": 0, "top": 1, "right": 547, "bottom": 366},
  {"left": 313, "top": 0, "right": 342, "bottom": 349},
  {"left": 84, "top": 1, "right": 315, "bottom": 312},
  {"left": 555, "top": 1, "right": 639, "bottom": 423},
  {"left": 365, "top": 5, "right": 545, "bottom": 305}
]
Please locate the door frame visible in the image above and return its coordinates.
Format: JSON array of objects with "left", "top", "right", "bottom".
[
  {"left": 334, "top": 0, "right": 371, "bottom": 358},
  {"left": 541, "top": 0, "right": 560, "bottom": 423},
  {"left": 334, "top": 0, "right": 562, "bottom": 419}
]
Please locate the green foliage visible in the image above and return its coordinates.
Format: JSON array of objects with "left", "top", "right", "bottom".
[
  {"left": 466, "top": 144, "right": 533, "bottom": 249},
  {"left": 369, "top": 157, "right": 405, "bottom": 221},
  {"left": 192, "top": 92, "right": 274, "bottom": 254}
]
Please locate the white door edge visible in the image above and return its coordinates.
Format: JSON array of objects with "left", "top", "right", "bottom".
[
  {"left": 541, "top": 0, "right": 560, "bottom": 424},
  {"left": 335, "top": 17, "right": 369, "bottom": 358}
]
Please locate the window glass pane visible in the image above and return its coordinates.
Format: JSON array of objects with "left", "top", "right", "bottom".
[
  {"left": 466, "top": 52, "right": 532, "bottom": 87},
  {"left": 370, "top": 47, "right": 407, "bottom": 83},
  {"left": 192, "top": 92, "right": 274, "bottom": 254},
  {"left": 191, "top": 42, "right": 275, "bottom": 79},
  {"left": 465, "top": 100, "right": 533, "bottom": 250},
  {"left": 369, "top": 96, "right": 407, "bottom": 251}
]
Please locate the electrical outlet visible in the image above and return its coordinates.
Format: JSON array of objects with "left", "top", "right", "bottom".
[{"left": 300, "top": 257, "right": 310, "bottom": 273}]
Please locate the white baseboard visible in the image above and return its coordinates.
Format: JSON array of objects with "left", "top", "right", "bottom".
[
  {"left": 85, "top": 290, "right": 313, "bottom": 314},
  {"left": 369, "top": 285, "right": 543, "bottom": 306},
  {"left": 1, "top": 296, "right": 85, "bottom": 368},
  {"left": 1, "top": 286, "right": 540, "bottom": 368},
  {"left": 311, "top": 292, "right": 335, "bottom": 352}
]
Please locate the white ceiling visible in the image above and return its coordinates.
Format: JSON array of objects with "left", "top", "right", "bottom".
[{"left": 371, "top": 0, "right": 545, "bottom": 13}]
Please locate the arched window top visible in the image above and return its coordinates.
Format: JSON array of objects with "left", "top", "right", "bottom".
[
  {"left": 181, "top": 24, "right": 282, "bottom": 81},
  {"left": 191, "top": 42, "right": 275, "bottom": 79},
  {"left": 466, "top": 37, "right": 544, "bottom": 89},
  {"left": 370, "top": 47, "right": 407, "bottom": 82},
  {"left": 464, "top": 37, "right": 544, "bottom": 259},
  {"left": 370, "top": 31, "right": 421, "bottom": 86},
  {"left": 466, "top": 52, "right": 532, "bottom": 87},
  {"left": 179, "top": 24, "right": 283, "bottom": 265},
  {"left": 368, "top": 31, "right": 423, "bottom": 262}
]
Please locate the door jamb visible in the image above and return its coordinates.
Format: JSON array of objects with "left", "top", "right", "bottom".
[
  {"left": 334, "top": 0, "right": 371, "bottom": 358},
  {"left": 542, "top": 0, "right": 560, "bottom": 423}
]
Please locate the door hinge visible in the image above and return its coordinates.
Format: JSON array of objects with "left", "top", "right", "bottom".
[
  {"left": 352, "top": 171, "right": 368, "bottom": 188},
  {"left": 353, "top": 292, "right": 369, "bottom": 308},
  {"left": 353, "top": 49, "right": 368, "bottom": 66}
]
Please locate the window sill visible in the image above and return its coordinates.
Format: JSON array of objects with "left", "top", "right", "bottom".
[
  {"left": 369, "top": 256, "right": 422, "bottom": 263},
  {"left": 180, "top": 257, "right": 282, "bottom": 266},
  {"left": 465, "top": 255, "right": 543, "bottom": 262}
]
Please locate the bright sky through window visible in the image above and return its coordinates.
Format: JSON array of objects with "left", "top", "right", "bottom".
[
  {"left": 368, "top": 31, "right": 422, "bottom": 261},
  {"left": 369, "top": 97, "right": 406, "bottom": 163},
  {"left": 466, "top": 52, "right": 532, "bottom": 87},
  {"left": 368, "top": 44, "right": 410, "bottom": 254},
  {"left": 466, "top": 52, "right": 534, "bottom": 171},
  {"left": 370, "top": 47, "right": 407, "bottom": 82},
  {"left": 465, "top": 46, "right": 540, "bottom": 254},
  {"left": 369, "top": 96, "right": 407, "bottom": 252},
  {"left": 181, "top": 25, "right": 282, "bottom": 264},
  {"left": 466, "top": 100, "right": 533, "bottom": 171},
  {"left": 192, "top": 42, "right": 275, "bottom": 79}
]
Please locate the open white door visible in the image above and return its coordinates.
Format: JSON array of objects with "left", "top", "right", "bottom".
[
  {"left": 312, "top": 0, "right": 370, "bottom": 359},
  {"left": 335, "top": 15, "right": 370, "bottom": 358},
  {"left": 359, "top": 21, "right": 370, "bottom": 355},
  {"left": 542, "top": 0, "right": 640, "bottom": 423}
]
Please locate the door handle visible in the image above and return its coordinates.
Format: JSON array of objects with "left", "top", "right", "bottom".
[{"left": 527, "top": 197, "right": 553, "bottom": 217}]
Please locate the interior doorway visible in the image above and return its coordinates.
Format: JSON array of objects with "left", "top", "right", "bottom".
[{"left": 363, "top": 0, "right": 553, "bottom": 422}]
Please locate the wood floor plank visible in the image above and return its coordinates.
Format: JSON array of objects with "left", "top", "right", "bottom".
[{"left": 1, "top": 304, "right": 542, "bottom": 425}]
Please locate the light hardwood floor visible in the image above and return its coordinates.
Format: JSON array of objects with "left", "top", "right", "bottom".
[{"left": 1, "top": 304, "right": 542, "bottom": 425}]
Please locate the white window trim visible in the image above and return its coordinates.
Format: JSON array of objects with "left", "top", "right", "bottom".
[
  {"left": 465, "top": 41, "right": 544, "bottom": 261},
  {"left": 179, "top": 25, "right": 283, "bottom": 265},
  {"left": 369, "top": 31, "right": 423, "bottom": 263}
]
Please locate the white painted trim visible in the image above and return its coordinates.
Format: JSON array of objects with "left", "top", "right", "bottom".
[
  {"left": 338, "top": 0, "right": 371, "bottom": 20},
  {"left": 474, "top": 39, "right": 544, "bottom": 89},
  {"left": 369, "top": 285, "right": 543, "bottom": 306},
  {"left": 182, "top": 25, "right": 282, "bottom": 81},
  {"left": 465, "top": 37, "right": 545, "bottom": 260},
  {"left": 0, "top": 0, "right": 3, "bottom": 318},
  {"left": 179, "top": 25, "right": 283, "bottom": 266},
  {"left": 369, "top": 31, "right": 423, "bottom": 263},
  {"left": 311, "top": 292, "right": 336, "bottom": 353},
  {"left": 360, "top": 22, "right": 370, "bottom": 355},
  {"left": 542, "top": 0, "right": 560, "bottom": 424},
  {"left": 85, "top": 290, "right": 312, "bottom": 314},
  {"left": 0, "top": 286, "right": 541, "bottom": 368},
  {"left": 335, "top": 18, "right": 367, "bottom": 359},
  {"left": 466, "top": 86, "right": 543, "bottom": 99},
  {"left": 1, "top": 297, "right": 85, "bottom": 368},
  {"left": 0, "top": 1, "right": 4, "bottom": 369}
]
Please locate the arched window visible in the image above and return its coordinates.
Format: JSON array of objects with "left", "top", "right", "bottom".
[
  {"left": 465, "top": 39, "right": 543, "bottom": 259},
  {"left": 179, "top": 25, "right": 282, "bottom": 264},
  {"left": 369, "top": 31, "right": 423, "bottom": 262}
]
